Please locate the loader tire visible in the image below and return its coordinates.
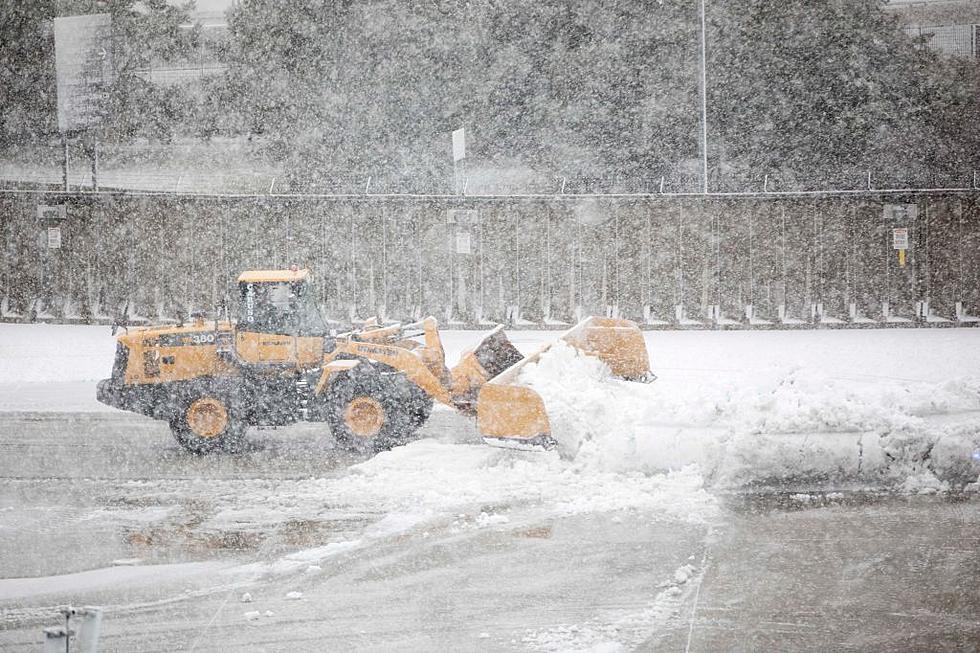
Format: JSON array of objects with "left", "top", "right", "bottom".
[
  {"left": 324, "top": 365, "right": 425, "bottom": 454},
  {"left": 170, "top": 381, "right": 247, "bottom": 455}
]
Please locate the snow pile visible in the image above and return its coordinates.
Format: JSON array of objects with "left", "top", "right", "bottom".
[
  {"left": 515, "top": 341, "right": 980, "bottom": 491},
  {"left": 337, "top": 440, "right": 715, "bottom": 523},
  {"left": 517, "top": 341, "right": 725, "bottom": 474}
]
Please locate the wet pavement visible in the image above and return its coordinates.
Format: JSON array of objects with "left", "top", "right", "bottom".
[
  {"left": 654, "top": 494, "right": 980, "bottom": 652},
  {"left": 0, "top": 411, "right": 978, "bottom": 652}
]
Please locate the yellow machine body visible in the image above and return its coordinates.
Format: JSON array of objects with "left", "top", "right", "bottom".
[{"left": 113, "top": 320, "right": 239, "bottom": 386}]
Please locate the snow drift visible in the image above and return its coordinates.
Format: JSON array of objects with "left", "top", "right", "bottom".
[{"left": 517, "top": 341, "right": 980, "bottom": 491}]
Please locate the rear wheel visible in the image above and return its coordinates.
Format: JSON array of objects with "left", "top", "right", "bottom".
[
  {"left": 170, "top": 381, "right": 247, "bottom": 454},
  {"left": 324, "top": 364, "right": 427, "bottom": 453}
]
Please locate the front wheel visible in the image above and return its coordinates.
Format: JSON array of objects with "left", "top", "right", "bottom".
[
  {"left": 324, "top": 365, "right": 426, "bottom": 454},
  {"left": 170, "top": 382, "right": 247, "bottom": 454}
]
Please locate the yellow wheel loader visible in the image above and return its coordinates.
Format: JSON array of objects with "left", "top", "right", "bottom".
[{"left": 96, "top": 268, "right": 653, "bottom": 455}]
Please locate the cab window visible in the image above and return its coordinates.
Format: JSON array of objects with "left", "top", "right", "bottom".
[{"left": 240, "top": 281, "right": 327, "bottom": 336}]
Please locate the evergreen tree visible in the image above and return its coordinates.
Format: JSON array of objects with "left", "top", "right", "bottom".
[
  {"left": 706, "top": 0, "right": 977, "bottom": 189},
  {"left": 0, "top": 2, "right": 57, "bottom": 147}
]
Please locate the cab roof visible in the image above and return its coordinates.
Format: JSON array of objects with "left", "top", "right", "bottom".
[{"left": 237, "top": 269, "right": 311, "bottom": 284}]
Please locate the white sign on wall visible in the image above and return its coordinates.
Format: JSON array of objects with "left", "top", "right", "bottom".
[
  {"left": 37, "top": 204, "right": 67, "bottom": 222},
  {"left": 446, "top": 209, "right": 478, "bottom": 224},
  {"left": 452, "top": 127, "right": 466, "bottom": 161},
  {"left": 892, "top": 227, "right": 909, "bottom": 250},
  {"left": 455, "top": 231, "right": 471, "bottom": 255},
  {"left": 47, "top": 227, "right": 63, "bottom": 249},
  {"left": 883, "top": 203, "right": 918, "bottom": 222}
]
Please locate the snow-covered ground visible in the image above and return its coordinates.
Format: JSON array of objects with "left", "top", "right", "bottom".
[
  {"left": 1, "top": 323, "right": 979, "bottom": 490},
  {"left": 1, "top": 323, "right": 979, "bottom": 650}
]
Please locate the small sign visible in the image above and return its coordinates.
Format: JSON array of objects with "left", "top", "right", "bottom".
[
  {"left": 455, "top": 231, "right": 471, "bottom": 255},
  {"left": 452, "top": 127, "right": 466, "bottom": 162},
  {"left": 47, "top": 226, "right": 62, "bottom": 249},
  {"left": 37, "top": 204, "right": 67, "bottom": 223},
  {"left": 892, "top": 227, "right": 909, "bottom": 250},
  {"left": 883, "top": 204, "right": 918, "bottom": 222},
  {"left": 446, "top": 209, "right": 478, "bottom": 224}
]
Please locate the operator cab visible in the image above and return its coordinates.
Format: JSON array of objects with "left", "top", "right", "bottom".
[
  {"left": 235, "top": 268, "right": 330, "bottom": 365},
  {"left": 239, "top": 268, "right": 327, "bottom": 336}
]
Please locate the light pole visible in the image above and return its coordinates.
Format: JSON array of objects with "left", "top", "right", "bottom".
[{"left": 699, "top": 0, "right": 709, "bottom": 195}]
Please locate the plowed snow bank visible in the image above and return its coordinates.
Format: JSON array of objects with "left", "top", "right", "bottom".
[{"left": 516, "top": 342, "right": 980, "bottom": 491}]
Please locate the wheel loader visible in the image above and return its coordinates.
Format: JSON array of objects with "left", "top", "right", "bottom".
[{"left": 96, "top": 268, "right": 653, "bottom": 455}]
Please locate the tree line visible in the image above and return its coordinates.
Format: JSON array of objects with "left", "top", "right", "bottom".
[{"left": 1, "top": 0, "right": 978, "bottom": 190}]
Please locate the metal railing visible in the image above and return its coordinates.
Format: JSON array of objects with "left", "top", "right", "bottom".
[{"left": 1, "top": 167, "right": 978, "bottom": 198}]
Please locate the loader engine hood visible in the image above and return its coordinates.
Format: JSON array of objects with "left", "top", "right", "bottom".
[{"left": 114, "top": 321, "right": 234, "bottom": 351}]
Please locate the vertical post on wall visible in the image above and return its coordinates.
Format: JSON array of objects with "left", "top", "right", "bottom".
[
  {"left": 284, "top": 209, "right": 291, "bottom": 266},
  {"left": 320, "top": 211, "right": 327, "bottom": 312},
  {"left": 846, "top": 205, "right": 855, "bottom": 315},
  {"left": 219, "top": 208, "right": 226, "bottom": 318},
  {"left": 957, "top": 199, "right": 964, "bottom": 306},
  {"left": 647, "top": 208, "right": 653, "bottom": 319},
  {"left": 62, "top": 132, "right": 69, "bottom": 192},
  {"left": 814, "top": 209, "right": 821, "bottom": 319},
  {"left": 130, "top": 203, "right": 138, "bottom": 318},
  {"left": 748, "top": 206, "right": 754, "bottom": 319},
  {"left": 479, "top": 211, "right": 485, "bottom": 318},
  {"left": 882, "top": 204, "right": 889, "bottom": 314},
  {"left": 515, "top": 210, "right": 521, "bottom": 321},
  {"left": 676, "top": 205, "right": 684, "bottom": 318},
  {"left": 91, "top": 139, "right": 99, "bottom": 192},
  {"left": 1, "top": 214, "right": 7, "bottom": 309},
  {"left": 923, "top": 198, "right": 930, "bottom": 309},
  {"left": 350, "top": 212, "right": 357, "bottom": 319},
  {"left": 715, "top": 205, "right": 722, "bottom": 320},
  {"left": 381, "top": 205, "right": 387, "bottom": 320},
  {"left": 910, "top": 200, "right": 918, "bottom": 311},
  {"left": 448, "top": 210, "right": 454, "bottom": 320},
  {"left": 803, "top": 209, "right": 811, "bottom": 320},
  {"left": 417, "top": 211, "right": 423, "bottom": 317},
  {"left": 183, "top": 208, "right": 191, "bottom": 319},
  {"left": 780, "top": 206, "right": 788, "bottom": 319},
  {"left": 543, "top": 211, "right": 550, "bottom": 318},
  {"left": 613, "top": 211, "right": 620, "bottom": 315},
  {"left": 570, "top": 230, "right": 577, "bottom": 319}
]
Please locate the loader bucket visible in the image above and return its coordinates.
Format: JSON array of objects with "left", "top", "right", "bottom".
[
  {"left": 476, "top": 317, "right": 651, "bottom": 449},
  {"left": 449, "top": 326, "right": 525, "bottom": 411},
  {"left": 477, "top": 383, "right": 554, "bottom": 450},
  {"left": 560, "top": 317, "right": 653, "bottom": 382}
]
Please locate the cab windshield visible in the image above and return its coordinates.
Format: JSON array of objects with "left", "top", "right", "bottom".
[{"left": 239, "top": 280, "right": 327, "bottom": 336}]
